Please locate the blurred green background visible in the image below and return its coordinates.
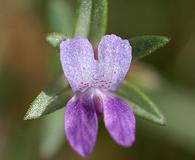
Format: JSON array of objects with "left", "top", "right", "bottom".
[{"left": 0, "top": 0, "right": 195, "bottom": 159}]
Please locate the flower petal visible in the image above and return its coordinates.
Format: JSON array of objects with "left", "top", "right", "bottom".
[
  {"left": 64, "top": 93, "right": 98, "bottom": 157},
  {"left": 97, "top": 34, "right": 132, "bottom": 91},
  {"left": 60, "top": 36, "right": 96, "bottom": 92},
  {"left": 103, "top": 94, "right": 135, "bottom": 147}
]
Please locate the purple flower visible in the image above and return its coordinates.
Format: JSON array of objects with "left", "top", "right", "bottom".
[{"left": 60, "top": 34, "right": 135, "bottom": 157}]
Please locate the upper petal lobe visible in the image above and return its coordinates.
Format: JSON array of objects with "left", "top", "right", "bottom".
[
  {"left": 60, "top": 36, "right": 96, "bottom": 92},
  {"left": 97, "top": 34, "right": 132, "bottom": 91}
]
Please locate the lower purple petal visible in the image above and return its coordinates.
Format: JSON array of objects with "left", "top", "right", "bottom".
[
  {"left": 64, "top": 94, "right": 98, "bottom": 157},
  {"left": 103, "top": 95, "right": 136, "bottom": 147}
]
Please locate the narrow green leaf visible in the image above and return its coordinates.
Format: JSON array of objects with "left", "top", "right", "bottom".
[
  {"left": 46, "top": 32, "right": 68, "bottom": 47},
  {"left": 89, "top": 0, "right": 107, "bottom": 45},
  {"left": 117, "top": 81, "right": 166, "bottom": 125},
  {"left": 130, "top": 35, "right": 170, "bottom": 61},
  {"left": 24, "top": 77, "right": 72, "bottom": 120},
  {"left": 74, "top": 0, "right": 93, "bottom": 37}
]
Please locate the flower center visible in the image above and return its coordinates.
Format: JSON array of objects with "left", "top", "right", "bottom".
[
  {"left": 86, "top": 88, "right": 104, "bottom": 117},
  {"left": 93, "top": 94, "right": 103, "bottom": 117},
  {"left": 93, "top": 47, "right": 98, "bottom": 60}
]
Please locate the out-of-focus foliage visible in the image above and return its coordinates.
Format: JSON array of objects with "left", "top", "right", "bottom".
[
  {"left": 46, "top": 0, "right": 75, "bottom": 78},
  {"left": 40, "top": 109, "right": 65, "bottom": 159},
  {"left": 131, "top": 65, "right": 195, "bottom": 154}
]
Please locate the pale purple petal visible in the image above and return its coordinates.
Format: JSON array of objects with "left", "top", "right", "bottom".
[
  {"left": 97, "top": 34, "right": 132, "bottom": 91},
  {"left": 60, "top": 36, "right": 96, "bottom": 92},
  {"left": 103, "top": 95, "right": 135, "bottom": 147},
  {"left": 64, "top": 93, "right": 98, "bottom": 157}
]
